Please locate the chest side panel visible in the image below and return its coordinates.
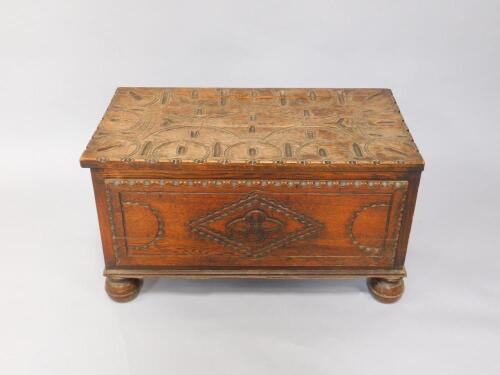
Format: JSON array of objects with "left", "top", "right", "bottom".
[{"left": 104, "top": 179, "right": 407, "bottom": 268}]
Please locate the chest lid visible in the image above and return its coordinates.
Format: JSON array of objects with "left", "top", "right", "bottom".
[{"left": 80, "top": 87, "right": 424, "bottom": 170}]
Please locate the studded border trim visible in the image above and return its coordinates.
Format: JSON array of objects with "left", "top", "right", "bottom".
[
  {"left": 121, "top": 200, "right": 165, "bottom": 251},
  {"left": 104, "top": 179, "right": 408, "bottom": 260},
  {"left": 106, "top": 178, "right": 407, "bottom": 189}
]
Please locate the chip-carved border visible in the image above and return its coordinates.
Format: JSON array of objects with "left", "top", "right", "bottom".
[
  {"left": 104, "top": 179, "right": 408, "bottom": 261},
  {"left": 188, "top": 192, "right": 325, "bottom": 258},
  {"left": 121, "top": 200, "right": 165, "bottom": 251}
]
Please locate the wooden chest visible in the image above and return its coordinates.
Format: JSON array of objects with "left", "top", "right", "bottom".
[{"left": 80, "top": 87, "right": 424, "bottom": 303}]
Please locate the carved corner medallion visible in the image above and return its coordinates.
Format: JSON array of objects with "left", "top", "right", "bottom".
[
  {"left": 121, "top": 200, "right": 165, "bottom": 251},
  {"left": 347, "top": 190, "right": 407, "bottom": 256},
  {"left": 188, "top": 192, "right": 324, "bottom": 258},
  {"left": 347, "top": 203, "right": 390, "bottom": 256}
]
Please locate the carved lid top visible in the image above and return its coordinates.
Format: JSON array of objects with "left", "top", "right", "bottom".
[{"left": 80, "top": 87, "right": 424, "bottom": 170}]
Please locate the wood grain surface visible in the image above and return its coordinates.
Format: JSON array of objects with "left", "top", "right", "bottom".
[
  {"left": 103, "top": 178, "right": 407, "bottom": 268},
  {"left": 81, "top": 87, "right": 424, "bottom": 303},
  {"left": 80, "top": 88, "right": 424, "bottom": 169}
]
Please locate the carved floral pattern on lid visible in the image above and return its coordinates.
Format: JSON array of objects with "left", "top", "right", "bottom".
[{"left": 81, "top": 88, "right": 424, "bottom": 167}]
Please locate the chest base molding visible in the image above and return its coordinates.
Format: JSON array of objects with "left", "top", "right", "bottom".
[
  {"left": 103, "top": 268, "right": 406, "bottom": 303},
  {"left": 104, "top": 267, "right": 406, "bottom": 279}
]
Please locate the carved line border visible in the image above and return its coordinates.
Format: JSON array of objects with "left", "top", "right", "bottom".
[
  {"left": 107, "top": 179, "right": 407, "bottom": 189},
  {"left": 346, "top": 190, "right": 407, "bottom": 257},
  {"left": 104, "top": 179, "right": 408, "bottom": 261},
  {"left": 105, "top": 187, "right": 120, "bottom": 262},
  {"left": 346, "top": 203, "right": 390, "bottom": 256},
  {"left": 94, "top": 156, "right": 414, "bottom": 166},
  {"left": 188, "top": 192, "right": 322, "bottom": 226},
  {"left": 188, "top": 192, "right": 325, "bottom": 258},
  {"left": 105, "top": 189, "right": 166, "bottom": 260},
  {"left": 195, "top": 226, "right": 322, "bottom": 259},
  {"left": 392, "top": 189, "right": 408, "bottom": 259},
  {"left": 89, "top": 89, "right": 423, "bottom": 166},
  {"left": 121, "top": 200, "right": 165, "bottom": 252}
]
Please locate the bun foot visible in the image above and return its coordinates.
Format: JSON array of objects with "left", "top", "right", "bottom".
[
  {"left": 105, "top": 276, "right": 143, "bottom": 302},
  {"left": 367, "top": 277, "right": 404, "bottom": 303}
]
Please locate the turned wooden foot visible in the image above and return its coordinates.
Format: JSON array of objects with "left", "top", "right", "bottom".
[
  {"left": 105, "top": 276, "right": 143, "bottom": 302},
  {"left": 367, "top": 277, "right": 404, "bottom": 303}
]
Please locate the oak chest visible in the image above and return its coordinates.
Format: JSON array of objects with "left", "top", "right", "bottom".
[{"left": 80, "top": 87, "right": 424, "bottom": 303}]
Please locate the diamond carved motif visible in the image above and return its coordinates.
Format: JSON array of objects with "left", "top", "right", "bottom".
[{"left": 188, "top": 192, "right": 324, "bottom": 258}]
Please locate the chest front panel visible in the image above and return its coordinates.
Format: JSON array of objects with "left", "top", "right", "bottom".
[{"left": 104, "top": 178, "right": 407, "bottom": 268}]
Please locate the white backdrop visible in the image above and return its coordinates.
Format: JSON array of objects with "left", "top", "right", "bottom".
[{"left": 1, "top": 1, "right": 499, "bottom": 374}]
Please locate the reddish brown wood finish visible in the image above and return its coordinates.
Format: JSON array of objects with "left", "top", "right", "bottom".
[
  {"left": 82, "top": 88, "right": 424, "bottom": 303},
  {"left": 103, "top": 178, "right": 407, "bottom": 268},
  {"left": 105, "top": 276, "right": 143, "bottom": 302},
  {"left": 367, "top": 277, "right": 405, "bottom": 303}
]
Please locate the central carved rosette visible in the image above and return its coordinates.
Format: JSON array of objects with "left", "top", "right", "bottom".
[
  {"left": 226, "top": 209, "right": 284, "bottom": 242},
  {"left": 189, "top": 192, "right": 324, "bottom": 258}
]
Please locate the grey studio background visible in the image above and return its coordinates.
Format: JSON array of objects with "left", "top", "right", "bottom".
[{"left": 1, "top": 1, "right": 499, "bottom": 374}]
